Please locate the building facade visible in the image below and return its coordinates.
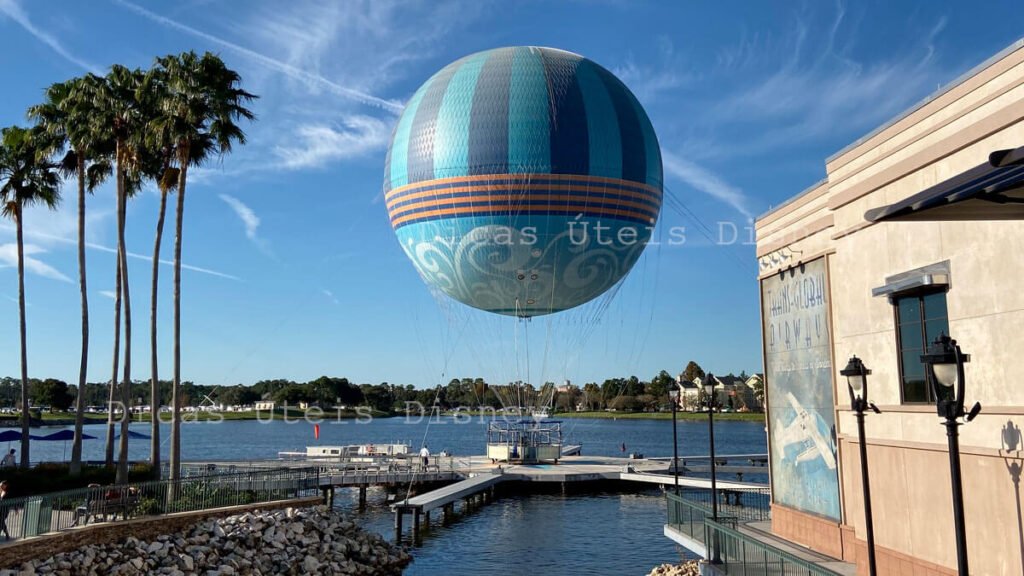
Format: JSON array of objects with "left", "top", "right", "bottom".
[{"left": 756, "top": 39, "right": 1024, "bottom": 575}]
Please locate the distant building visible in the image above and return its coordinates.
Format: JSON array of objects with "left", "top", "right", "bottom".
[
  {"left": 674, "top": 376, "right": 700, "bottom": 411},
  {"left": 254, "top": 400, "right": 275, "bottom": 411},
  {"left": 744, "top": 374, "right": 765, "bottom": 410}
]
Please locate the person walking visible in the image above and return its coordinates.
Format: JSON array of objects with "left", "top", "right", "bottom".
[
  {"left": 0, "top": 480, "right": 10, "bottom": 540},
  {"left": 420, "top": 445, "right": 430, "bottom": 467},
  {"left": 1, "top": 450, "right": 15, "bottom": 468}
]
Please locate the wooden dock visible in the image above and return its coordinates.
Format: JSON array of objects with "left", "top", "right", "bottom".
[{"left": 183, "top": 451, "right": 769, "bottom": 545}]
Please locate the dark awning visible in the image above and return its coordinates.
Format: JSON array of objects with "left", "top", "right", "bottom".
[{"left": 865, "top": 145, "right": 1024, "bottom": 222}]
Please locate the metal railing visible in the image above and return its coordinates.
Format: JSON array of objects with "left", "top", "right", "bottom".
[
  {"left": 704, "top": 519, "right": 842, "bottom": 576},
  {"left": 666, "top": 492, "right": 737, "bottom": 544},
  {"left": 0, "top": 467, "right": 320, "bottom": 542},
  {"left": 169, "top": 455, "right": 465, "bottom": 479},
  {"left": 679, "top": 486, "right": 771, "bottom": 522}
]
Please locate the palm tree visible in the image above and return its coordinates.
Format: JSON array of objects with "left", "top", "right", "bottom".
[
  {"left": 138, "top": 67, "right": 178, "bottom": 476},
  {"left": 91, "top": 66, "right": 147, "bottom": 483},
  {"left": 27, "top": 76, "right": 112, "bottom": 476},
  {"left": 154, "top": 51, "right": 255, "bottom": 482},
  {"left": 0, "top": 125, "right": 61, "bottom": 468}
]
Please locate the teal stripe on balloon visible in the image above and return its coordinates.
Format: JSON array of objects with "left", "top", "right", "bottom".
[
  {"left": 626, "top": 90, "right": 662, "bottom": 190},
  {"left": 507, "top": 47, "right": 551, "bottom": 174},
  {"left": 389, "top": 82, "right": 430, "bottom": 189},
  {"left": 433, "top": 52, "right": 488, "bottom": 179},
  {"left": 576, "top": 60, "right": 621, "bottom": 179}
]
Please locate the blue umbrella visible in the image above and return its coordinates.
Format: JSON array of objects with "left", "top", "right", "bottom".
[
  {"left": 35, "top": 429, "right": 98, "bottom": 461},
  {"left": 38, "top": 430, "right": 97, "bottom": 441},
  {"left": 0, "top": 430, "right": 21, "bottom": 442}
]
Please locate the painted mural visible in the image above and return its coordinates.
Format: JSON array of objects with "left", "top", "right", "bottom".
[{"left": 762, "top": 257, "right": 840, "bottom": 520}]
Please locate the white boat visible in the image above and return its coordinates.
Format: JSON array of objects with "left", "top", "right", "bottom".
[{"left": 278, "top": 443, "right": 409, "bottom": 462}]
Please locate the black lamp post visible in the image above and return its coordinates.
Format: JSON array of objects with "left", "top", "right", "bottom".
[
  {"left": 703, "top": 373, "right": 720, "bottom": 564},
  {"left": 703, "top": 374, "right": 719, "bottom": 521},
  {"left": 840, "top": 356, "right": 881, "bottom": 576},
  {"left": 920, "top": 334, "right": 981, "bottom": 576},
  {"left": 670, "top": 383, "right": 680, "bottom": 495}
]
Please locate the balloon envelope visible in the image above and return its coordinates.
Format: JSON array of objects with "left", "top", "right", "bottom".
[{"left": 385, "top": 46, "right": 663, "bottom": 317}]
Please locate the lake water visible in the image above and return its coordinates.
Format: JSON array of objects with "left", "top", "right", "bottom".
[{"left": 15, "top": 416, "right": 767, "bottom": 575}]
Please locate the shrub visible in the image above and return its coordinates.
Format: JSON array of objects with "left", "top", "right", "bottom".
[{"left": 134, "top": 497, "right": 163, "bottom": 516}]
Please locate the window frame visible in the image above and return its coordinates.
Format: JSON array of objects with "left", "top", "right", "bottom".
[{"left": 893, "top": 288, "right": 949, "bottom": 404}]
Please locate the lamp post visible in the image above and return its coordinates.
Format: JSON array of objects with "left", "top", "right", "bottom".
[
  {"left": 703, "top": 373, "right": 720, "bottom": 564},
  {"left": 840, "top": 356, "right": 881, "bottom": 576},
  {"left": 920, "top": 334, "right": 981, "bottom": 576},
  {"left": 702, "top": 374, "right": 719, "bottom": 520},
  {"left": 670, "top": 384, "right": 680, "bottom": 495}
]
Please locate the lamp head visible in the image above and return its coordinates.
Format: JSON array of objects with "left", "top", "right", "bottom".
[
  {"left": 669, "top": 389, "right": 679, "bottom": 400},
  {"left": 840, "top": 356, "right": 870, "bottom": 403},
  {"left": 920, "top": 333, "right": 971, "bottom": 418},
  {"left": 703, "top": 373, "right": 715, "bottom": 396}
]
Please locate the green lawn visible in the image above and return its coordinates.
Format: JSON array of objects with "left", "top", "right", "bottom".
[{"left": 560, "top": 411, "right": 766, "bottom": 422}]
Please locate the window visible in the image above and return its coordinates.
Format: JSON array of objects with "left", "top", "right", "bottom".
[{"left": 894, "top": 291, "right": 949, "bottom": 403}]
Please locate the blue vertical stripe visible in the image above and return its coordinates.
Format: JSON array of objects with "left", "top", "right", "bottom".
[
  {"left": 507, "top": 47, "right": 551, "bottom": 173},
  {"left": 595, "top": 66, "right": 646, "bottom": 184},
  {"left": 389, "top": 85, "right": 429, "bottom": 190},
  {"left": 468, "top": 50, "right": 513, "bottom": 175},
  {"left": 433, "top": 52, "right": 489, "bottom": 179},
  {"left": 541, "top": 49, "right": 589, "bottom": 176},
  {"left": 406, "top": 64, "right": 459, "bottom": 185},
  {"left": 626, "top": 90, "right": 663, "bottom": 189},
  {"left": 382, "top": 139, "right": 393, "bottom": 194},
  {"left": 576, "top": 60, "right": 621, "bottom": 179}
]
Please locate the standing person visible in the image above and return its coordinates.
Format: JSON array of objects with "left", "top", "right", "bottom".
[
  {"left": 1, "top": 450, "right": 14, "bottom": 468},
  {"left": 620, "top": 442, "right": 626, "bottom": 454},
  {"left": 0, "top": 480, "right": 10, "bottom": 539},
  {"left": 420, "top": 445, "right": 430, "bottom": 467}
]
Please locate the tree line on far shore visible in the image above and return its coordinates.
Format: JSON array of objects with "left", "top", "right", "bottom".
[{"left": 1, "top": 359, "right": 764, "bottom": 417}]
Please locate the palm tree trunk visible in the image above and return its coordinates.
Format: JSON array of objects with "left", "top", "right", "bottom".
[
  {"left": 116, "top": 164, "right": 132, "bottom": 485},
  {"left": 71, "top": 156, "right": 88, "bottom": 477},
  {"left": 106, "top": 197, "right": 122, "bottom": 468},
  {"left": 16, "top": 203, "right": 30, "bottom": 469},
  {"left": 150, "top": 189, "right": 167, "bottom": 478},
  {"left": 170, "top": 152, "right": 189, "bottom": 483}
]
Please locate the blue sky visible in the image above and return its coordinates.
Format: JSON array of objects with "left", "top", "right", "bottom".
[{"left": 0, "top": 0, "right": 1020, "bottom": 389}]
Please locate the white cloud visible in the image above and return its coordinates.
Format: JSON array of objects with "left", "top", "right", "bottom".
[
  {"left": 273, "top": 116, "right": 391, "bottom": 170},
  {"left": 321, "top": 289, "right": 339, "bottom": 305},
  {"left": 0, "top": 243, "right": 72, "bottom": 283},
  {"left": 0, "top": 0, "right": 101, "bottom": 73},
  {"left": 218, "top": 194, "right": 261, "bottom": 242},
  {"left": 613, "top": 37, "right": 691, "bottom": 102},
  {"left": 241, "top": 0, "right": 479, "bottom": 97},
  {"left": 99, "top": 290, "right": 116, "bottom": 299},
  {"left": 662, "top": 151, "right": 755, "bottom": 219},
  {"left": 704, "top": 9, "right": 948, "bottom": 154},
  {"left": 0, "top": 226, "right": 241, "bottom": 281},
  {"left": 112, "top": 0, "right": 403, "bottom": 114}
]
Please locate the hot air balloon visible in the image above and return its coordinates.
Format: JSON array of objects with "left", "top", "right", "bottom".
[{"left": 384, "top": 46, "right": 662, "bottom": 318}]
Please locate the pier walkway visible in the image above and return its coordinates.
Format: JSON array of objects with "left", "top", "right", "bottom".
[
  {"left": 396, "top": 473, "right": 505, "bottom": 512},
  {"left": 180, "top": 452, "right": 771, "bottom": 544}
]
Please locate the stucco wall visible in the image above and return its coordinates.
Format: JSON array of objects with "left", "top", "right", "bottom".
[{"left": 756, "top": 38, "right": 1024, "bottom": 576}]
